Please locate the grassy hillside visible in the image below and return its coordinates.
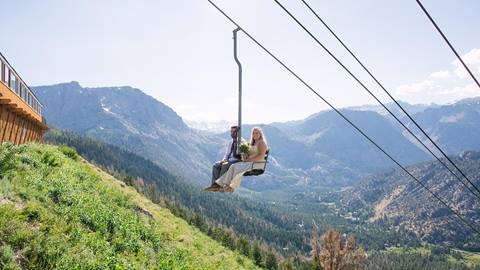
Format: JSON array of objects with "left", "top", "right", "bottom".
[{"left": 0, "top": 143, "right": 258, "bottom": 269}]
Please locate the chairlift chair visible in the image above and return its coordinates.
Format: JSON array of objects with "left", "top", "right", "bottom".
[
  {"left": 232, "top": 28, "right": 269, "bottom": 176},
  {"left": 243, "top": 149, "right": 269, "bottom": 176}
]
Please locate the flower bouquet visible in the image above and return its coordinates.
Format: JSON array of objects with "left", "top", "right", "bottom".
[{"left": 239, "top": 143, "right": 250, "bottom": 161}]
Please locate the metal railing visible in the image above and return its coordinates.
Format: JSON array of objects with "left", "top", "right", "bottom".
[{"left": 0, "top": 52, "right": 43, "bottom": 116}]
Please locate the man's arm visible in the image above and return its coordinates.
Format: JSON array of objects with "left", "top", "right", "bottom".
[{"left": 222, "top": 141, "right": 232, "bottom": 162}]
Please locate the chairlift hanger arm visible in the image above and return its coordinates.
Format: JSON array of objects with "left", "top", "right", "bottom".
[{"left": 233, "top": 27, "right": 243, "bottom": 155}]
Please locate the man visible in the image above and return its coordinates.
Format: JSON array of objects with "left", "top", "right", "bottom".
[{"left": 205, "top": 125, "right": 243, "bottom": 191}]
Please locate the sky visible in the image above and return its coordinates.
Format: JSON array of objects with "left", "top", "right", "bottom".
[{"left": 1, "top": 0, "right": 479, "bottom": 124}]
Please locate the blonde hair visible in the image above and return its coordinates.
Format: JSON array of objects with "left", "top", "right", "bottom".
[{"left": 250, "top": 127, "right": 268, "bottom": 146}]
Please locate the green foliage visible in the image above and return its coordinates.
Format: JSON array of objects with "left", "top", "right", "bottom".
[
  {"left": 252, "top": 242, "right": 263, "bottom": 267},
  {"left": 0, "top": 143, "right": 16, "bottom": 178},
  {"left": 221, "top": 232, "right": 236, "bottom": 251},
  {"left": 58, "top": 145, "right": 79, "bottom": 161},
  {"left": 0, "top": 143, "right": 258, "bottom": 269},
  {"left": 0, "top": 244, "right": 20, "bottom": 270},
  {"left": 265, "top": 252, "right": 278, "bottom": 270},
  {"left": 279, "top": 258, "right": 294, "bottom": 270},
  {"left": 367, "top": 247, "right": 478, "bottom": 270},
  {"left": 239, "top": 143, "right": 250, "bottom": 155},
  {"left": 40, "top": 151, "right": 61, "bottom": 167},
  {"left": 237, "top": 236, "right": 250, "bottom": 257}
]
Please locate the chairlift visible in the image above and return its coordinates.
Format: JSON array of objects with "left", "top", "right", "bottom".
[{"left": 232, "top": 28, "right": 269, "bottom": 176}]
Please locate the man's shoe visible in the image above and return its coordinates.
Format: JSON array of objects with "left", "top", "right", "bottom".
[
  {"left": 222, "top": 186, "right": 234, "bottom": 193},
  {"left": 204, "top": 183, "right": 222, "bottom": 192}
]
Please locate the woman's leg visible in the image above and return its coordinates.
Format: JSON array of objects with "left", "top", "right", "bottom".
[
  {"left": 229, "top": 162, "right": 252, "bottom": 189},
  {"left": 216, "top": 162, "right": 252, "bottom": 191},
  {"left": 215, "top": 163, "right": 237, "bottom": 186}
]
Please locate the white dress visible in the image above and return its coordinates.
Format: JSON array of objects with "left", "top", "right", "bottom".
[{"left": 215, "top": 145, "right": 261, "bottom": 190}]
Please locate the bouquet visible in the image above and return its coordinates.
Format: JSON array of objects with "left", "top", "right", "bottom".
[{"left": 239, "top": 143, "right": 250, "bottom": 160}]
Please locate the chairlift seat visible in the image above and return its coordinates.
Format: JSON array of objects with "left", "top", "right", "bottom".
[{"left": 243, "top": 149, "right": 269, "bottom": 176}]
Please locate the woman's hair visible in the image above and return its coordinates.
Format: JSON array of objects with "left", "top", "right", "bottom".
[{"left": 250, "top": 127, "right": 268, "bottom": 146}]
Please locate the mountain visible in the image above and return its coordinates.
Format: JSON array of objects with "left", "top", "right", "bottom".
[
  {"left": 185, "top": 119, "right": 236, "bottom": 134},
  {"left": 347, "top": 101, "right": 437, "bottom": 116},
  {"left": 34, "top": 81, "right": 220, "bottom": 182},
  {"left": 410, "top": 98, "right": 480, "bottom": 154},
  {"left": 0, "top": 143, "right": 259, "bottom": 269},
  {"left": 342, "top": 151, "right": 480, "bottom": 251},
  {"left": 283, "top": 109, "right": 429, "bottom": 171},
  {"left": 34, "top": 81, "right": 480, "bottom": 192},
  {"left": 340, "top": 98, "right": 480, "bottom": 158}
]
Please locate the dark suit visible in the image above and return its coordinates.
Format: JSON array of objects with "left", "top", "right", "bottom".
[{"left": 211, "top": 140, "right": 241, "bottom": 184}]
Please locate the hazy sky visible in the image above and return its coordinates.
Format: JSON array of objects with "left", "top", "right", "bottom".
[{"left": 2, "top": 0, "right": 479, "bottom": 124}]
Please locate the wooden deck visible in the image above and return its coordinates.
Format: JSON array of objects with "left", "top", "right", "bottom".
[{"left": 0, "top": 54, "right": 47, "bottom": 144}]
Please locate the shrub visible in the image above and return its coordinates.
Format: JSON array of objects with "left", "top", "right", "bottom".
[
  {"left": 58, "top": 145, "right": 79, "bottom": 161},
  {"left": 41, "top": 152, "right": 61, "bottom": 167},
  {"left": 0, "top": 244, "right": 21, "bottom": 270},
  {"left": 0, "top": 143, "right": 16, "bottom": 176}
]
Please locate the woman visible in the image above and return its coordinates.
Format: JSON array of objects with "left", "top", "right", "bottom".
[{"left": 215, "top": 127, "right": 268, "bottom": 192}]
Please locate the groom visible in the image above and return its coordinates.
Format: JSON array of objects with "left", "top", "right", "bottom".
[{"left": 205, "top": 126, "right": 242, "bottom": 191}]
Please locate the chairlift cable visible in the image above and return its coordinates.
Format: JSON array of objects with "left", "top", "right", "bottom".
[
  {"left": 279, "top": 0, "right": 480, "bottom": 201},
  {"left": 206, "top": 0, "right": 480, "bottom": 235},
  {"left": 415, "top": 0, "right": 480, "bottom": 89}
]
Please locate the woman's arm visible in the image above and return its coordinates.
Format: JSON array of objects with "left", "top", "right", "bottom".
[{"left": 246, "top": 141, "right": 267, "bottom": 162}]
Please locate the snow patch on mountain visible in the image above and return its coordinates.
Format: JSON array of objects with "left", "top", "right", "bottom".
[{"left": 440, "top": 112, "right": 465, "bottom": 123}]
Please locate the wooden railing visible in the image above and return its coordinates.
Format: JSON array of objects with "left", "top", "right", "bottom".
[
  {"left": 0, "top": 52, "right": 44, "bottom": 121},
  {"left": 0, "top": 52, "right": 47, "bottom": 144}
]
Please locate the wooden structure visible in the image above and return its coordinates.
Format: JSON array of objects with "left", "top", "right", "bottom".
[{"left": 0, "top": 53, "right": 47, "bottom": 144}]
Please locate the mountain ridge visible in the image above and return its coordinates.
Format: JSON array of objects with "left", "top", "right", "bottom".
[{"left": 34, "top": 81, "right": 480, "bottom": 191}]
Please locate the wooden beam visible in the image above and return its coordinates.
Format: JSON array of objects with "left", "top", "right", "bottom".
[
  {"left": 15, "top": 118, "right": 25, "bottom": 145},
  {"left": 0, "top": 109, "right": 10, "bottom": 142},
  {"left": 24, "top": 120, "right": 32, "bottom": 144},
  {"left": 10, "top": 115, "right": 20, "bottom": 143},
  {"left": 0, "top": 106, "right": 6, "bottom": 141},
  {"left": 28, "top": 122, "right": 35, "bottom": 143},
  {"left": 4, "top": 113, "right": 15, "bottom": 142},
  {"left": 22, "top": 119, "right": 29, "bottom": 144}
]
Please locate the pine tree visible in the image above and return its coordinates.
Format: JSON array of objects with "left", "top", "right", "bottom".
[
  {"left": 221, "top": 231, "right": 236, "bottom": 250},
  {"left": 279, "top": 257, "right": 294, "bottom": 270},
  {"left": 237, "top": 235, "right": 250, "bottom": 257},
  {"left": 252, "top": 242, "right": 263, "bottom": 267},
  {"left": 265, "top": 251, "right": 278, "bottom": 270}
]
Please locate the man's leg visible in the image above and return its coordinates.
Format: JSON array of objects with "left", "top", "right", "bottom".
[
  {"left": 219, "top": 162, "right": 232, "bottom": 178},
  {"left": 211, "top": 162, "right": 223, "bottom": 185},
  {"left": 219, "top": 160, "right": 240, "bottom": 178}
]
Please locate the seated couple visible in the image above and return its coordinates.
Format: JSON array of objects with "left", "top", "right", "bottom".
[{"left": 205, "top": 126, "right": 268, "bottom": 192}]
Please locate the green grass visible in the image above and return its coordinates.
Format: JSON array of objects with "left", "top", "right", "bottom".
[
  {"left": 386, "top": 246, "right": 480, "bottom": 268},
  {"left": 386, "top": 246, "right": 431, "bottom": 256},
  {"left": 450, "top": 249, "right": 480, "bottom": 268},
  {"left": 0, "top": 143, "right": 259, "bottom": 269}
]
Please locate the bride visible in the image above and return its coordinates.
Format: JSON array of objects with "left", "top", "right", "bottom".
[{"left": 215, "top": 127, "right": 268, "bottom": 192}]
